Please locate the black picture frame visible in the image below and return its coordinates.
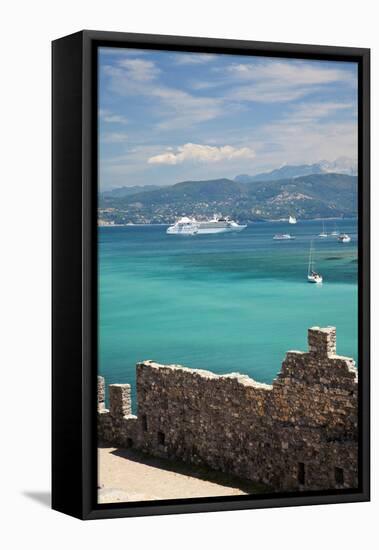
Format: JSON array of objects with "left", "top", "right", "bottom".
[{"left": 52, "top": 30, "right": 370, "bottom": 520}]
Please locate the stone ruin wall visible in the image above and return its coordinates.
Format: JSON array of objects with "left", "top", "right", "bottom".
[{"left": 98, "top": 327, "right": 358, "bottom": 492}]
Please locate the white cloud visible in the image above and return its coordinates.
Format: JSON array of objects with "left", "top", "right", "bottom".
[
  {"left": 101, "top": 132, "right": 128, "bottom": 143},
  {"left": 104, "top": 58, "right": 225, "bottom": 129},
  {"left": 153, "top": 88, "right": 224, "bottom": 129},
  {"left": 100, "top": 48, "right": 149, "bottom": 57},
  {"left": 251, "top": 110, "right": 357, "bottom": 169},
  {"left": 148, "top": 143, "right": 256, "bottom": 165},
  {"left": 287, "top": 101, "right": 354, "bottom": 123},
  {"left": 201, "top": 100, "right": 357, "bottom": 173},
  {"left": 99, "top": 109, "right": 128, "bottom": 124},
  {"left": 107, "top": 58, "right": 160, "bottom": 82},
  {"left": 227, "top": 60, "right": 352, "bottom": 86},
  {"left": 227, "top": 85, "right": 306, "bottom": 103},
  {"left": 218, "top": 60, "right": 357, "bottom": 103},
  {"left": 173, "top": 53, "right": 217, "bottom": 65}
]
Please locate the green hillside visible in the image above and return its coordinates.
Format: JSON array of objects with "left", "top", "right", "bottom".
[{"left": 99, "top": 173, "right": 357, "bottom": 225}]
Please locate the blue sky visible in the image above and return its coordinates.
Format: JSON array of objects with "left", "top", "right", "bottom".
[{"left": 99, "top": 47, "right": 358, "bottom": 191}]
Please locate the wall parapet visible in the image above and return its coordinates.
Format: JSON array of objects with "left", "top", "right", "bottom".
[{"left": 98, "top": 326, "right": 358, "bottom": 492}]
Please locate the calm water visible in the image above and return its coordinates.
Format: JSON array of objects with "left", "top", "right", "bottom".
[{"left": 99, "top": 219, "right": 358, "bottom": 408}]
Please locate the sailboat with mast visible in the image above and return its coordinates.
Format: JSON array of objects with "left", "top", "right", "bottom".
[
  {"left": 331, "top": 222, "right": 338, "bottom": 236},
  {"left": 319, "top": 220, "right": 327, "bottom": 238},
  {"left": 308, "top": 241, "right": 323, "bottom": 284}
]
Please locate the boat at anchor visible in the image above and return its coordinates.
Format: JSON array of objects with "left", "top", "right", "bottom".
[
  {"left": 307, "top": 241, "right": 323, "bottom": 284},
  {"left": 338, "top": 233, "right": 351, "bottom": 243},
  {"left": 319, "top": 221, "right": 327, "bottom": 238},
  {"left": 273, "top": 234, "right": 295, "bottom": 240}
]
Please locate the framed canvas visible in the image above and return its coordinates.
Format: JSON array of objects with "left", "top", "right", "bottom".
[{"left": 52, "top": 30, "right": 370, "bottom": 520}]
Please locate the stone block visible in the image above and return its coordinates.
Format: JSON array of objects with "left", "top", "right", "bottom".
[
  {"left": 308, "top": 327, "right": 336, "bottom": 356},
  {"left": 97, "top": 376, "right": 105, "bottom": 411},
  {"left": 109, "top": 384, "right": 132, "bottom": 418}
]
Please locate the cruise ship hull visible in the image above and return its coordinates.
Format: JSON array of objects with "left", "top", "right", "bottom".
[
  {"left": 195, "top": 226, "right": 246, "bottom": 234},
  {"left": 166, "top": 216, "right": 247, "bottom": 235},
  {"left": 167, "top": 226, "right": 197, "bottom": 235}
]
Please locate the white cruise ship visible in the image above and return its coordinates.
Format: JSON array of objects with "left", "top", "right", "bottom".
[
  {"left": 166, "top": 215, "right": 246, "bottom": 235},
  {"left": 166, "top": 216, "right": 198, "bottom": 235}
]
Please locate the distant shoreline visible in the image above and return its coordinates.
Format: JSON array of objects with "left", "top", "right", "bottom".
[{"left": 98, "top": 217, "right": 358, "bottom": 228}]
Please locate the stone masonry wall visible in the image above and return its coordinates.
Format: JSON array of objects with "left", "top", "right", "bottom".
[{"left": 98, "top": 327, "right": 358, "bottom": 492}]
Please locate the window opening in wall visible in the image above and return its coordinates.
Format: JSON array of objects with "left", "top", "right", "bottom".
[
  {"left": 335, "top": 467, "right": 344, "bottom": 485},
  {"left": 298, "top": 462, "right": 305, "bottom": 485},
  {"left": 142, "top": 414, "right": 147, "bottom": 431}
]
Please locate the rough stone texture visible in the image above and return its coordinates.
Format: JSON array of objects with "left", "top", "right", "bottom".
[
  {"left": 109, "top": 384, "right": 132, "bottom": 418},
  {"left": 308, "top": 326, "right": 337, "bottom": 357},
  {"left": 97, "top": 376, "right": 105, "bottom": 412},
  {"left": 98, "top": 327, "right": 358, "bottom": 492}
]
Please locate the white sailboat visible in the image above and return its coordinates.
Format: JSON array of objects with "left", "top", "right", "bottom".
[
  {"left": 273, "top": 233, "right": 295, "bottom": 240},
  {"left": 338, "top": 233, "right": 351, "bottom": 243},
  {"left": 331, "top": 223, "right": 338, "bottom": 236},
  {"left": 319, "top": 221, "right": 327, "bottom": 238},
  {"left": 289, "top": 215, "right": 297, "bottom": 224},
  {"left": 307, "top": 241, "right": 323, "bottom": 284}
]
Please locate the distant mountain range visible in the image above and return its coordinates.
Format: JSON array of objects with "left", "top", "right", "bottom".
[
  {"left": 99, "top": 171, "right": 357, "bottom": 225},
  {"left": 102, "top": 185, "right": 161, "bottom": 198},
  {"left": 235, "top": 157, "right": 357, "bottom": 184}
]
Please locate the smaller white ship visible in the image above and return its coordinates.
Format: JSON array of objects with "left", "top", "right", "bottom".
[
  {"left": 331, "top": 223, "right": 339, "bottom": 236},
  {"left": 319, "top": 221, "right": 328, "bottom": 238},
  {"left": 307, "top": 241, "right": 323, "bottom": 284},
  {"left": 289, "top": 215, "right": 297, "bottom": 224},
  {"left": 273, "top": 234, "right": 295, "bottom": 240},
  {"left": 308, "top": 271, "right": 323, "bottom": 284},
  {"left": 166, "top": 217, "right": 198, "bottom": 235},
  {"left": 338, "top": 233, "right": 351, "bottom": 243}
]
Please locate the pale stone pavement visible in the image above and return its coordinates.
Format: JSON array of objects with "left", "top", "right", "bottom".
[{"left": 98, "top": 446, "right": 262, "bottom": 503}]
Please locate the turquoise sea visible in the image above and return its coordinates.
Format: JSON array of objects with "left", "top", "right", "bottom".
[{"left": 99, "top": 219, "right": 358, "bottom": 409}]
